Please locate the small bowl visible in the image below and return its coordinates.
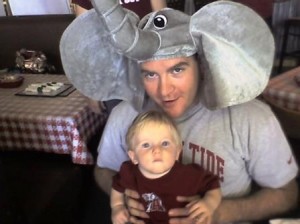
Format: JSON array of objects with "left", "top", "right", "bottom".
[{"left": 0, "top": 74, "right": 24, "bottom": 88}]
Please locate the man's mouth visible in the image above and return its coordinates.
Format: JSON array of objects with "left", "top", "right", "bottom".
[{"left": 162, "top": 99, "right": 177, "bottom": 108}]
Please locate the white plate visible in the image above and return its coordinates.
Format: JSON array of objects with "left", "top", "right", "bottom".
[{"left": 16, "top": 83, "right": 72, "bottom": 97}]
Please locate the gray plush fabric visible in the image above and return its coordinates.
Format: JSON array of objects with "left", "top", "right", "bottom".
[{"left": 60, "top": 0, "right": 275, "bottom": 111}]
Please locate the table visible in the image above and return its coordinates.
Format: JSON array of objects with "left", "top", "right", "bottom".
[
  {"left": 0, "top": 74, "right": 106, "bottom": 165},
  {"left": 262, "top": 66, "right": 300, "bottom": 139},
  {"left": 263, "top": 66, "right": 300, "bottom": 112}
]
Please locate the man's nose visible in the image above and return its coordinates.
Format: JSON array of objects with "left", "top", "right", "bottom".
[{"left": 159, "top": 76, "right": 173, "bottom": 97}]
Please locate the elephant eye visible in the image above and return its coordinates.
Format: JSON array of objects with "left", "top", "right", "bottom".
[{"left": 153, "top": 15, "right": 167, "bottom": 29}]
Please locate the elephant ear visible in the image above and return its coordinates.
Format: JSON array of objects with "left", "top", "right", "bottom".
[
  {"left": 190, "top": 1, "right": 275, "bottom": 110},
  {"left": 60, "top": 9, "right": 145, "bottom": 111}
]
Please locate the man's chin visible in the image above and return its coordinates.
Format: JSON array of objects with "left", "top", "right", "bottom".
[{"left": 163, "top": 108, "right": 183, "bottom": 119}]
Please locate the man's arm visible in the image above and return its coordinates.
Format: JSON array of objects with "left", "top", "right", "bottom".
[
  {"left": 214, "top": 179, "right": 299, "bottom": 223},
  {"left": 94, "top": 165, "right": 117, "bottom": 195},
  {"left": 150, "top": 0, "right": 167, "bottom": 11},
  {"left": 168, "top": 179, "right": 298, "bottom": 224},
  {"left": 73, "top": 3, "right": 88, "bottom": 16},
  {"left": 95, "top": 166, "right": 148, "bottom": 224}
]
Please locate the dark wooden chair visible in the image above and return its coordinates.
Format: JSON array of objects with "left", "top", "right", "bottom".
[{"left": 277, "top": 17, "right": 300, "bottom": 73}]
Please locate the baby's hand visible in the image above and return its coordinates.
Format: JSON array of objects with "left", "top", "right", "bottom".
[{"left": 111, "top": 204, "right": 130, "bottom": 224}]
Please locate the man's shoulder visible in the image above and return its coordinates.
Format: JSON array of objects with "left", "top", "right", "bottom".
[
  {"left": 229, "top": 99, "right": 273, "bottom": 116},
  {"left": 110, "top": 100, "right": 138, "bottom": 117},
  {"left": 226, "top": 99, "right": 278, "bottom": 127},
  {"left": 105, "top": 101, "right": 139, "bottom": 130}
]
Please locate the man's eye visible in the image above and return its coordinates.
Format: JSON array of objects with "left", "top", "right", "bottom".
[
  {"left": 161, "top": 141, "right": 170, "bottom": 147},
  {"left": 173, "top": 67, "right": 183, "bottom": 74},
  {"left": 144, "top": 72, "right": 157, "bottom": 79}
]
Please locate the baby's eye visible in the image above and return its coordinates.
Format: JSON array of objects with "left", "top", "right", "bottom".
[
  {"left": 141, "top": 142, "right": 151, "bottom": 149},
  {"left": 161, "top": 140, "right": 170, "bottom": 147}
]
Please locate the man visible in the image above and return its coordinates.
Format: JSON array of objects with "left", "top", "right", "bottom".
[
  {"left": 60, "top": 0, "right": 299, "bottom": 223},
  {"left": 94, "top": 55, "right": 298, "bottom": 224}
]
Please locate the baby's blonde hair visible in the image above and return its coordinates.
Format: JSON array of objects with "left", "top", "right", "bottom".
[{"left": 126, "top": 110, "right": 182, "bottom": 151}]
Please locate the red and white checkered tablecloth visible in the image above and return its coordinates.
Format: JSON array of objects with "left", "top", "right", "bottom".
[
  {"left": 0, "top": 74, "right": 106, "bottom": 165},
  {"left": 263, "top": 66, "right": 300, "bottom": 112}
]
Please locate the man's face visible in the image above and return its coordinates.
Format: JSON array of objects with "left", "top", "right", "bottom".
[{"left": 140, "top": 56, "right": 199, "bottom": 118}]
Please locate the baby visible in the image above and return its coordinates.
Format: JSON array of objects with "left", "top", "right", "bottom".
[{"left": 111, "top": 110, "right": 222, "bottom": 224}]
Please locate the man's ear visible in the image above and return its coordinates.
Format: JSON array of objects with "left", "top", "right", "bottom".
[{"left": 128, "top": 150, "right": 138, "bottom": 164}]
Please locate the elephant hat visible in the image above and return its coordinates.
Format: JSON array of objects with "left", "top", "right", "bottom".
[{"left": 60, "top": 0, "right": 275, "bottom": 111}]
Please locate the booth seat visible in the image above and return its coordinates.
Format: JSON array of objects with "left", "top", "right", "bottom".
[{"left": 0, "top": 14, "right": 75, "bottom": 74}]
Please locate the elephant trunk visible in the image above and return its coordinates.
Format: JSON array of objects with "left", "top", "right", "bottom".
[{"left": 91, "top": 0, "right": 160, "bottom": 60}]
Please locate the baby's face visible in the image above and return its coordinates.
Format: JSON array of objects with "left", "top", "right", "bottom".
[{"left": 128, "top": 122, "right": 181, "bottom": 179}]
